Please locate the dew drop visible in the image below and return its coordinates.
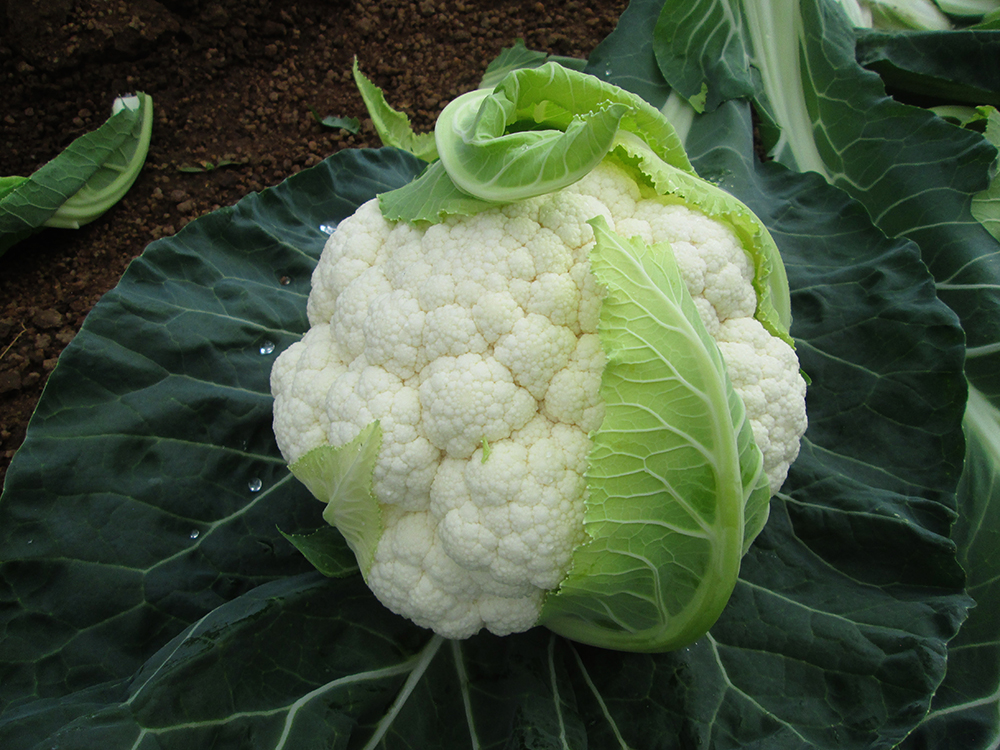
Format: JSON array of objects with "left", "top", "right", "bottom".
[
  {"left": 189, "top": 529, "right": 201, "bottom": 540},
  {"left": 259, "top": 341, "right": 276, "bottom": 355},
  {"left": 248, "top": 477, "right": 263, "bottom": 492},
  {"left": 604, "top": 68, "right": 612, "bottom": 78},
  {"left": 319, "top": 223, "right": 336, "bottom": 235},
  {"left": 279, "top": 275, "right": 291, "bottom": 286}
]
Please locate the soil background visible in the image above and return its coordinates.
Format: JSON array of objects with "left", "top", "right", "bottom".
[{"left": 0, "top": 0, "right": 627, "bottom": 488}]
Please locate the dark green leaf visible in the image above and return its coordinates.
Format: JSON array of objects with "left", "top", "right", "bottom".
[
  {"left": 854, "top": 28, "right": 1000, "bottom": 107},
  {"left": 583, "top": 0, "right": 673, "bottom": 107},
  {"left": 277, "top": 526, "right": 359, "bottom": 578},
  {"left": 0, "top": 147, "right": 426, "bottom": 708},
  {"left": 653, "top": 0, "right": 1000, "bottom": 402},
  {"left": 901, "top": 390, "right": 1000, "bottom": 748}
]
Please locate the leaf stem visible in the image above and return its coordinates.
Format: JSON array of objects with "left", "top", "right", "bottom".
[
  {"left": 567, "top": 642, "right": 636, "bottom": 750},
  {"left": 547, "top": 635, "right": 571, "bottom": 749},
  {"left": 362, "top": 634, "right": 445, "bottom": 750},
  {"left": 450, "top": 640, "right": 481, "bottom": 750}
]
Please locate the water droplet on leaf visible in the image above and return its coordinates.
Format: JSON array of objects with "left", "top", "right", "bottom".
[
  {"left": 319, "top": 223, "right": 336, "bottom": 235},
  {"left": 189, "top": 529, "right": 200, "bottom": 540},
  {"left": 248, "top": 477, "right": 263, "bottom": 492},
  {"left": 259, "top": 341, "right": 275, "bottom": 355}
]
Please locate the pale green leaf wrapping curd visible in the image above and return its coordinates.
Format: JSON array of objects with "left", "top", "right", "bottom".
[{"left": 537, "top": 218, "right": 769, "bottom": 651}]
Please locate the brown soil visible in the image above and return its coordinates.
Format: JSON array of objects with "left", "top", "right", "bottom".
[{"left": 0, "top": 0, "right": 627, "bottom": 488}]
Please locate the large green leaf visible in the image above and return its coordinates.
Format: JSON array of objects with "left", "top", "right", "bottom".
[
  {"left": 901, "top": 390, "right": 1000, "bottom": 748},
  {"left": 0, "top": 148, "right": 426, "bottom": 707},
  {"left": 689, "top": 100, "right": 969, "bottom": 747}
]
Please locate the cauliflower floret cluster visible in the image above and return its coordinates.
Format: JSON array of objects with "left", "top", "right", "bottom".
[{"left": 271, "top": 160, "right": 807, "bottom": 639}]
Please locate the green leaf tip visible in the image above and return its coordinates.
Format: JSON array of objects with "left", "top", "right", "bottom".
[
  {"left": 352, "top": 57, "right": 438, "bottom": 161},
  {"left": 538, "top": 217, "right": 767, "bottom": 652},
  {"left": 44, "top": 92, "right": 154, "bottom": 229},
  {"left": 288, "top": 421, "right": 384, "bottom": 580},
  {"left": 278, "top": 525, "right": 361, "bottom": 578},
  {"left": 307, "top": 105, "right": 361, "bottom": 133}
]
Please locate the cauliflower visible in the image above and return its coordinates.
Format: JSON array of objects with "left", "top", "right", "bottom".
[
  {"left": 271, "top": 159, "right": 807, "bottom": 641},
  {"left": 271, "top": 62, "right": 807, "bottom": 652}
]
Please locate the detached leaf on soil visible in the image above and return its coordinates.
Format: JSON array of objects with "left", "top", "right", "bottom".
[
  {"left": 176, "top": 159, "right": 242, "bottom": 173},
  {"left": 308, "top": 106, "right": 361, "bottom": 133},
  {"left": 0, "top": 93, "right": 153, "bottom": 258}
]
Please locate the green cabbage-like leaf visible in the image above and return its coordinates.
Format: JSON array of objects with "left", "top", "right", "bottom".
[
  {"left": 380, "top": 62, "right": 693, "bottom": 221},
  {"left": 607, "top": 135, "right": 792, "bottom": 343},
  {"left": 538, "top": 217, "right": 768, "bottom": 652},
  {"left": 477, "top": 39, "right": 588, "bottom": 89}
]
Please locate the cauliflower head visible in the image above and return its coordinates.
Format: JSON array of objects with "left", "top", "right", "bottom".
[{"left": 271, "top": 158, "right": 807, "bottom": 641}]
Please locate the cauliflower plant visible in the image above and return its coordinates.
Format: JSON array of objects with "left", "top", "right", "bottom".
[{"left": 271, "top": 63, "right": 807, "bottom": 652}]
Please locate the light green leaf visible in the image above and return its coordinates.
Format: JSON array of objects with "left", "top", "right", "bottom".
[
  {"left": 308, "top": 106, "right": 361, "bottom": 133},
  {"left": 540, "top": 217, "right": 769, "bottom": 652},
  {"left": 860, "top": 0, "right": 953, "bottom": 29},
  {"left": 938, "top": 0, "right": 1000, "bottom": 17},
  {"left": 381, "top": 63, "right": 694, "bottom": 223},
  {"left": 0, "top": 176, "right": 27, "bottom": 202},
  {"left": 352, "top": 59, "right": 438, "bottom": 161},
  {"left": 437, "top": 63, "right": 693, "bottom": 202},
  {"left": 289, "top": 422, "right": 384, "bottom": 579},
  {"left": 971, "top": 105, "right": 1000, "bottom": 241},
  {"left": 607, "top": 134, "right": 792, "bottom": 343},
  {"left": 378, "top": 159, "right": 496, "bottom": 223}
]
